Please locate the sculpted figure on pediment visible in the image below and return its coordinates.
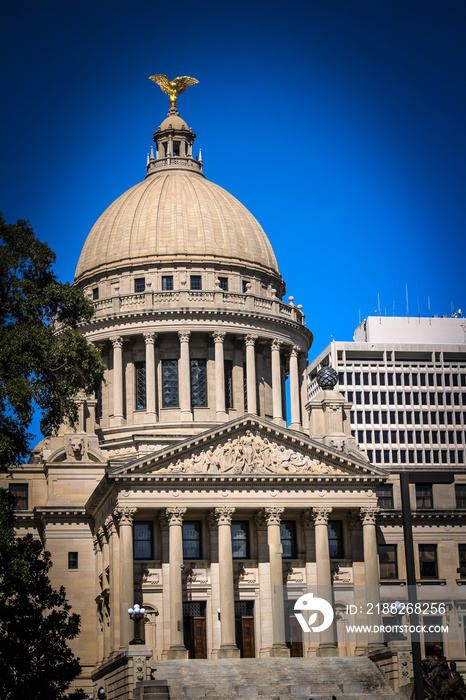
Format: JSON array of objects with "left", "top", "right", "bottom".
[{"left": 161, "top": 431, "right": 349, "bottom": 475}]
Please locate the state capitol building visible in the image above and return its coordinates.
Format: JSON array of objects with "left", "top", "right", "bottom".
[{"left": 3, "top": 80, "right": 466, "bottom": 700}]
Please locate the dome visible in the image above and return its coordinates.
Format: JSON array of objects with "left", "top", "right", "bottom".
[{"left": 75, "top": 169, "right": 280, "bottom": 283}]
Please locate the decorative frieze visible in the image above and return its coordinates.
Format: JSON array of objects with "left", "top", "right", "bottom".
[{"left": 165, "top": 430, "right": 344, "bottom": 475}]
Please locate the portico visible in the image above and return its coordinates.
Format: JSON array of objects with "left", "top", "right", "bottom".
[{"left": 89, "top": 416, "right": 386, "bottom": 665}]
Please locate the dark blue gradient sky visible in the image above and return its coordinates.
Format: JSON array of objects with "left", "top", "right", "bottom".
[{"left": 2, "top": 0, "right": 465, "bottom": 354}]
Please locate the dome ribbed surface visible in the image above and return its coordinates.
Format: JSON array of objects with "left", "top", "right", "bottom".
[{"left": 75, "top": 171, "right": 279, "bottom": 281}]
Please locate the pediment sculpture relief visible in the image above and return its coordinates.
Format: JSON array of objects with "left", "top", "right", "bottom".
[{"left": 165, "top": 430, "right": 346, "bottom": 475}]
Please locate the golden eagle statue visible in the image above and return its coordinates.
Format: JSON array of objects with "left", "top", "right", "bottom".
[{"left": 149, "top": 74, "right": 199, "bottom": 107}]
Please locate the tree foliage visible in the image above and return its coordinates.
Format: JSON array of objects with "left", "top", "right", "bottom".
[
  {"left": 0, "top": 489, "right": 85, "bottom": 699},
  {"left": 0, "top": 214, "right": 106, "bottom": 469}
]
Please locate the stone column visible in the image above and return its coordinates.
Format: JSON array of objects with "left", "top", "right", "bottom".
[
  {"left": 99, "top": 525, "right": 111, "bottom": 659},
  {"left": 213, "top": 331, "right": 227, "bottom": 421},
  {"left": 166, "top": 507, "right": 188, "bottom": 658},
  {"left": 144, "top": 332, "right": 157, "bottom": 422},
  {"left": 111, "top": 336, "right": 124, "bottom": 425},
  {"left": 289, "top": 345, "right": 302, "bottom": 431},
  {"left": 213, "top": 507, "right": 240, "bottom": 657},
  {"left": 271, "top": 339, "right": 285, "bottom": 426},
  {"left": 93, "top": 535, "right": 104, "bottom": 663},
  {"left": 245, "top": 335, "right": 257, "bottom": 415},
  {"left": 264, "top": 507, "right": 290, "bottom": 657},
  {"left": 311, "top": 507, "right": 337, "bottom": 656},
  {"left": 299, "top": 353, "right": 309, "bottom": 430},
  {"left": 116, "top": 507, "right": 136, "bottom": 648},
  {"left": 360, "top": 506, "right": 383, "bottom": 650},
  {"left": 105, "top": 514, "right": 120, "bottom": 652},
  {"left": 178, "top": 331, "right": 193, "bottom": 421}
]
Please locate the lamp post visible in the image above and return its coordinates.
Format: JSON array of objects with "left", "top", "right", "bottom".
[{"left": 128, "top": 603, "right": 146, "bottom": 645}]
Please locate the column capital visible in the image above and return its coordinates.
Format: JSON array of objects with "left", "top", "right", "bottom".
[
  {"left": 143, "top": 331, "right": 157, "bottom": 345},
  {"left": 311, "top": 506, "right": 332, "bottom": 526},
  {"left": 96, "top": 525, "right": 107, "bottom": 544},
  {"left": 104, "top": 514, "right": 116, "bottom": 536},
  {"left": 165, "top": 506, "right": 187, "bottom": 526},
  {"left": 178, "top": 331, "right": 191, "bottom": 343},
  {"left": 301, "top": 510, "right": 314, "bottom": 529},
  {"left": 271, "top": 339, "right": 283, "bottom": 352},
  {"left": 114, "top": 507, "right": 137, "bottom": 526},
  {"left": 245, "top": 334, "right": 258, "bottom": 347},
  {"left": 212, "top": 507, "right": 235, "bottom": 526},
  {"left": 212, "top": 331, "right": 226, "bottom": 344},
  {"left": 263, "top": 506, "right": 284, "bottom": 526},
  {"left": 360, "top": 506, "right": 380, "bottom": 526},
  {"left": 110, "top": 335, "right": 123, "bottom": 349},
  {"left": 290, "top": 344, "right": 301, "bottom": 358}
]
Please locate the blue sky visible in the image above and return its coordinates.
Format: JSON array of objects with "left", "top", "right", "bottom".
[{"left": 1, "top": 0, "right": 466, "bottom": 438}]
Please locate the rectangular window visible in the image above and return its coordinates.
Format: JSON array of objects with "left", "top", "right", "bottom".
[
  {"left": 419, "top": 544, "right": 438, "bottom": 578},
  {"left": 92, "top": 287, "right": 99, "bottom": 300},
  {"left": 456, "top": 484, "right": 466, "bottom": 508},
  {"left": 328, "top": 521, "right": 343, "bottom": 558},
  {"left": 68, "top": 552, "right": 79, "bottom": 570},
  {"left": 183, "top": 521, "right": 202, "bottom": 558},
  {"left": 218, "top": 277, "right": 228, "bottom": 291},
  {"left": 376, "top": 484, "right": 394, "bottom": 508},
  {"left": 135, "top": 360, "right": 146, "bottom": 410},
  {"left": 134, "top": 278, "right": 145, "bottom": 293},
  {"left": 162, "top": 359, "right": 179, "bottom": 407},
  {"left": 162, "top": 275, "right": 174, "bottom": 290},
  {"left": 190, "top": 275, "right": 202, "bottom": 290},
  {"left": 424, "top": 616, "right": 444, "bottom": 656},
  {"left": 379, "top": 544, "right": 397, "bottom": 579},
  {"left": 134, "top": 522, "right": 152, "bottom": 559},
  {"left": 459, "top": 544, "right": 466, "bottom": 579},
  {"left": 190, "top": 359, "right": 207, "bottom": 407},
  {"left": 242, "top": 280, "right": 249, "bottom": 293},
  {"left": 8, "top": 483, "right": 28, "bottom": 510},
  {"left": 224, "top": 359, "right": 233, "bottom": 409},
  {"left": 280, "top": 521, "right": 297, "bottom": 558},
  {"left": 231, "top": 521, "right": 249, "bottom": 558}
]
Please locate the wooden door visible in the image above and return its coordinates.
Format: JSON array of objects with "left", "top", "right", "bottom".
[
  {"left": 288, "top": 615, "right": 303, "bottom": 657},
  {"left": 241, "top": 618, "right": 254, "bottom": 658},
  {"left": 192, "top": 618, "right": 206, "bottom": 659}
]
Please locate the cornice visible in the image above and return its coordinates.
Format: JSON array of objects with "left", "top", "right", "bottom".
[
  {"left": 77, "top": 305, "right": 312, "bottom": 343},
  {"left": 378, "top": 508, "right": 466, "bottom": 523}
]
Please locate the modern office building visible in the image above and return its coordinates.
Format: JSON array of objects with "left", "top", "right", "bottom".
[{"left": 308, "top": 315, "right": 466, "bottom": 469}]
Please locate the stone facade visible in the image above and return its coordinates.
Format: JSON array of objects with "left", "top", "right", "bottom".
[{"left": 4, "top": 101, "right": 457, "bottom": 699}]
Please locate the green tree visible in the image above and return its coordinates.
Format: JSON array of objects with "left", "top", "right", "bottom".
[
  {"left": 0, "top": 489, "right": 86, "bottom": 699},
  {"left": 0, "top": 214, "right": 105, "bottom": 469}
]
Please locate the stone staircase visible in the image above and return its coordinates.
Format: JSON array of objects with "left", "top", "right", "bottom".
[{"left": 136, "top": 657, "right": 406, "bottom": 699}]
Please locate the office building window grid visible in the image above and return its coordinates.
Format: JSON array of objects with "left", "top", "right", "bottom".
[{"left": 310, "top": 345, "right": 466, "bottom": 467}]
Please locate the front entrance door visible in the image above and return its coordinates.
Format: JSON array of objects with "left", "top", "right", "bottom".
[
  {"left": 285, "top": 600, "right": 303, "bottom": 657},
  {"left": 183, "top": 602, "right": 207, "bottom": 658},
  {"left": 235, "top": 601, "right": 255, "bottom": 658}
]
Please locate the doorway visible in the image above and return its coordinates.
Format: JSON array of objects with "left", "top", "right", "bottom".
[
  {"left": 285, "top": 600, "right": 303, "bottom": 657},
  {"left": 183, "top": 601, "right": 207, "bottom": 658},
  {"left": 235, "top": 600, "right": 255, "bottom": 658}
]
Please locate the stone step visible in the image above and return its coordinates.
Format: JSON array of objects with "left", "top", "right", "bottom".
[{"left": 143, "top": 657, "right": 406, "bottom": 699}]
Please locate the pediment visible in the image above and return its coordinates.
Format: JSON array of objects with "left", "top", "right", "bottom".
[{"left": 110, "top": 416, "right": 387, "bottom": 481}]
